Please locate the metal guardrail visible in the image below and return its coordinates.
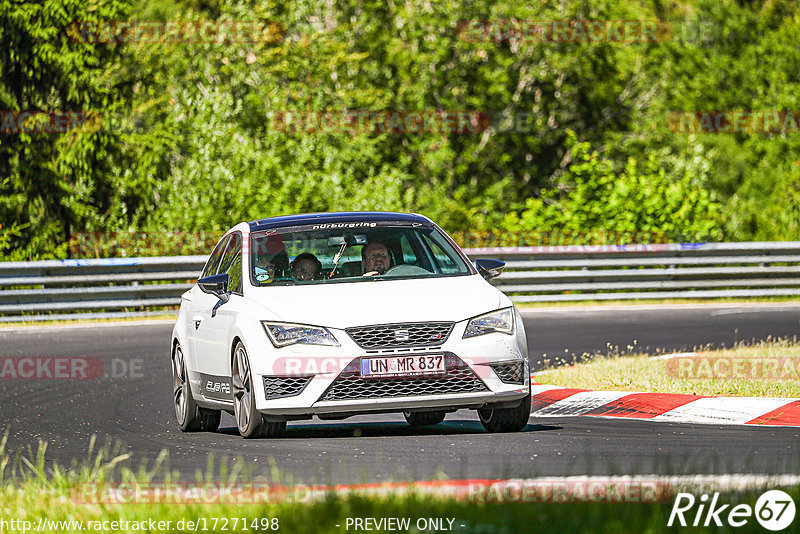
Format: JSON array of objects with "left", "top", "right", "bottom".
[
  {"left": 0, "top": 256, "right": 206, "bottom": 321},
  {"left": 2, "top": 242, "right": 800, "bottom": 321},
  {"left": 472, "top": 242, "right": 800, "bottom": 302}
]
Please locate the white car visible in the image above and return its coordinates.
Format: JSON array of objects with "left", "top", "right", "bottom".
[{"left": 171, "top": 212, "right": 531, "bottom": 438}]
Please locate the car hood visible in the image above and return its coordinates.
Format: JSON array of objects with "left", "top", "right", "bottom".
[{"left": 245, "top": 274, "right": 507, "bottom": 328}]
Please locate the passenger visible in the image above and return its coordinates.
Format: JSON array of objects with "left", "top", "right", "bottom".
[
  {"left": 361, "top": 242, "right": 392, "bottom": 276},
  {"left": 254, "top": 234, "right": 289, "bottom": 283},
  {"left": 291, "top": 252, "right": 322, "bottom": 281}
]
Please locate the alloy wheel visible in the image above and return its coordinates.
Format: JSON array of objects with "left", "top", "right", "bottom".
[
  {"left": 172, "top": 345, "right": 188, "bottom": 425},
  {"left": 232, "top": 344, "right": 253, "bottom": 433}
]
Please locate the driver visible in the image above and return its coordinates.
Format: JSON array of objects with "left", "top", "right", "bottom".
[{"left": 361, "top": 242, "right": 392, "bottom": 275}]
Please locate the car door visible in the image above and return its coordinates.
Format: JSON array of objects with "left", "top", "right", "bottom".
[
  {"left": 186, "top": 234, "right": 228, "bottom": 363},
  {"left": 192, "top": 233, "right": 242, "bottom": 382},
  {"left": 188, "top": 235, "right": 230, "bottom": 376}
]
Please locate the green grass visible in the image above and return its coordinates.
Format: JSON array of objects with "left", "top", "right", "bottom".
[
  {"left": 1, "top": 434, "right": 799, "bottom": 533},
  {"left": 534, "top": 340, "right": 800, "bottom": 397}
]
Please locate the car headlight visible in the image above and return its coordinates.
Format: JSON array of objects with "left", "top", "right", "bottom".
[
  {"left": 463, "top": 308, "right": 514, "bottom": 338},
  {"left": 262, "top": 322, "right": 340, "bottom": 347}
]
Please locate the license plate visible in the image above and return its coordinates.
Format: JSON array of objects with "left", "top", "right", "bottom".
[{"left": 361, "top": 354, "right": 445, "bottom": 378}]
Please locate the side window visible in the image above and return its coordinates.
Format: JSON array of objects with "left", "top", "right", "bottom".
[
  {"left": 201, "top": 235, "right": 230, "bottom": 278},
  {"left": 221, "top": 234, "right": 243, "bottom": 294},
  {"left": 228, "top": 255, "right": 243, "bottom": 293}
]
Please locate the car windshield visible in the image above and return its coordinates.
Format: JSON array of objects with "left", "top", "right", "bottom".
[{"left": 249, "top": 221, "right": 472, "bottom": 286}]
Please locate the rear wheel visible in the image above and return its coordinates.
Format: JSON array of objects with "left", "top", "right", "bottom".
[
  {"left": 232, "top": 342, "right": 286, "bottom": 438},
  {"left": 478, "top": 393, "right": 531, "bottom": 433},
  {"left": 172, "top": 342, "right": 220, "bottom": 432},
  {"left": 403, "top": 411, "right": 446, "bottom": 426}
]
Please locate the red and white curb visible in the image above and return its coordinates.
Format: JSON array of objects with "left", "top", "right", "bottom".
[{"left": 528, "top": 383, "right": 800, "bottom": 427}]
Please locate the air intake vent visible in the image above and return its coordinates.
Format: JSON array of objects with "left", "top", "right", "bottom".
[
  {"left": 263, "top": 376, "right": 312, "bottom": 399},
  {"left": 346, "top": 322, "right": 454, "bottom": 349},
  {"left": 490, "top": 361, "right": 525, "bottom": 385}
]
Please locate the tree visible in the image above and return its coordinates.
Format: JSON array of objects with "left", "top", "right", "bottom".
[
  {"left": 0, "top": 0, "right": 134, "bottom": 259},
  {"left": 502, "top": 132, "right": 723, "bottom": 243}
]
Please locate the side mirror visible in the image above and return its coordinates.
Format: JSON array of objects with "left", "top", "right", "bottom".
[
  {"left": 198, "top": 273, "right": 230, "bottom": 313},
  {"left": 475, "top": 258, "right": 505, "bottom": 281}
]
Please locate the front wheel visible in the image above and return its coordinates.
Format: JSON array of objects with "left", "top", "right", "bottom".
[
  {"left": 172, "top": 342, "right": 220, "bottom": 432},
  {"left": 232, "top": 342, "right": 286, "bottom": 438},
  {"left": 478, "top": 393, "right": 531, "bottom": 433}
]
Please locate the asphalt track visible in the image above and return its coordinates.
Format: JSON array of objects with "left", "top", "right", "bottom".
[{"left": 1, "top": 303, "right": 799, "bottom": 484}]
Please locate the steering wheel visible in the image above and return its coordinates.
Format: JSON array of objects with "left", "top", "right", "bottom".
[{"left": 384, "top": 264, "right": 431, "bottom": 276}]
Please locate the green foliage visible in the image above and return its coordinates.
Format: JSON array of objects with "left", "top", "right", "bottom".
[
  {"left": 1, "top": 0, "right": 800, "bottom": 259},
  {"left": 629, "top": 0, "right": 800, "bottom": 241},
  {"left": 0, "top": 0, "right": 136, "bottom": 260},
  {"left": 502, "top": 132, "right": 723, "bottom": 243}
]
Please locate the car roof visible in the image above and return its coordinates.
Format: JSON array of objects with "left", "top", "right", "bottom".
[{"left": 246, "top": 211, "right": 431, "bottom": 232}]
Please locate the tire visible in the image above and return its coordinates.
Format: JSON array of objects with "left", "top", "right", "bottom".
[
  {"left": 232, "top": 342, "right": 287, "bottom": 439},
  {"left": 172, "top": 342, "right": 221, "bottom": 432},
  {"left": 478, "top": 393, "right": 531, "bottom": 433},
  {"left": 403, "top": 411, "right": 446, "bottom": 426}
]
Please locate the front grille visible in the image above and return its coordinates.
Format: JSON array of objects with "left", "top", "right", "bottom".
[
  {"left": 491, "top": 361, "right": 525, "bottom": 384},
  {"left": 319, "top": 366, "right": 488, "bottom": 401},
  {"left": 263, "top": 376, "right": 312, "bottom": 399},
  {"left": 346, "top": 322, "right": 454, "bottom": 349}
]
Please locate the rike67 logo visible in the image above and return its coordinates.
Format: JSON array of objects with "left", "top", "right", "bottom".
[{"left": 668, "top": 490, "right": 796, "bottom": 531}]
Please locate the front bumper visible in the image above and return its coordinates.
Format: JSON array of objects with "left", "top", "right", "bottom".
[{"left": 250, "top": 321, "right": 530, "bottom": 418}]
